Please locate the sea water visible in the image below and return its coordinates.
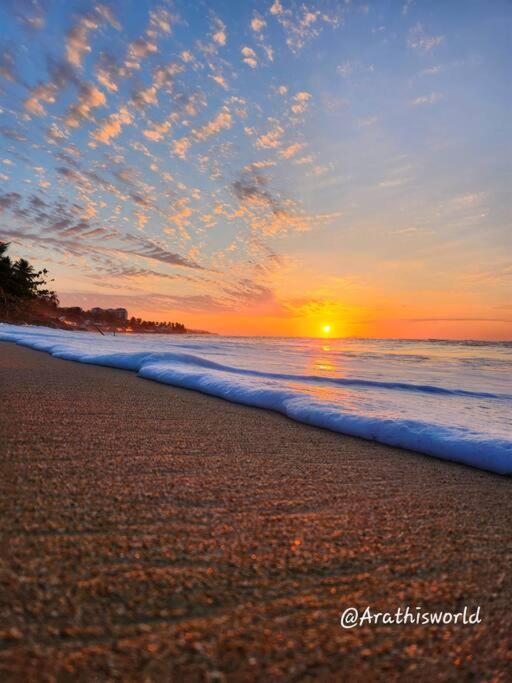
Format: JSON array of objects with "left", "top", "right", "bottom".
[{"left": 1, "top": 324, "right": 511, "bottom": 474}]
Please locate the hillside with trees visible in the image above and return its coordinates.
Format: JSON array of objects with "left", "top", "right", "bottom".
[{"left": 0, "top": 241, "right": 194, "bottom": 334}]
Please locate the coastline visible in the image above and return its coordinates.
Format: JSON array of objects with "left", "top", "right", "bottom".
[
  {"left": 2, "top": 324, "right": 510, "bottom": 475},
  {"left": 1, "top": 342, "right": 511, "bottom": 680}
]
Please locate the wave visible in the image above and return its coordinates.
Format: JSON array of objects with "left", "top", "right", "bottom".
[
  {"left": 16, "top": 338, "right": 510, "bottom": 401},
  {"left": 1, "top": 325, "right": 511, "bottom": 475},
  {"left": 48, "top": 348, "right": 512, "bottom": 401},
  {"left": 138, "top": 362, "right": 512, "bottom": 475}
]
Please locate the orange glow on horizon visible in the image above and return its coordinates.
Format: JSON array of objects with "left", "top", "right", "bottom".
[{"left": 58, "top": 292, "right": 512, "bottom": 341}]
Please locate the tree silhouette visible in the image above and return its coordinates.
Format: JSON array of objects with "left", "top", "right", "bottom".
[
  {"left": 0, "top": 241, "right": 58, "bottom": 318},
  {"left": 0, "top": 241, "right": 193, "bottom": 333}
]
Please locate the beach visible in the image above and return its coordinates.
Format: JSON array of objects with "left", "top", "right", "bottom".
[{"left": 1, "top": 342, "right": 511, "bottom": 680}]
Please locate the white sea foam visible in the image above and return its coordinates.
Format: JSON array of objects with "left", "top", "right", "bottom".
[{"left": 1, "top": 324, "right": 511, "bottom": 474}]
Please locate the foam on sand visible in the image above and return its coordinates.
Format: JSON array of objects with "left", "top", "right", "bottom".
[{"left": 1, "top": 324, "right": 511, "bottom": 474}]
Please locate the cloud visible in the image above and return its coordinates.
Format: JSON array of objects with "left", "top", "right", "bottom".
[
  {"left": 24, "top": 84, "right": 56, "bottom": 116},
  {"left": 95, "top": 3, "right": 121, "bottom": 30},
  {"left": 402, "top": 0, "right": 414, "bottom": 15},
  {"left": 461, "top": 262, "right": 512, "bottom": 287},
  {"left": 95, "top": 53, "right": 122, "bottom": 92},
  {"left": 337, "top": 61, "right": 353, "bottom": 78},
  {"left": 337, "top": 61, "right": 374, "bottom": 79},
  {"left": 135, "top": 211, "right": 148, "bottom": 230},
  {"left": 248, "top": 13, "right": 274, "bottom": 62},
  {"left": 211, "top": 17, "right": 227, "bottom": 46},
  {"left": 66, "top": 15, "right": 98, "bottom": 67},
  {"left": 173, "top": 107, "right": 233, "bottom": 158},
  {"left": 410, "top": 92, "right": 442, "bottom": 106},
  {"left": 0, "top": 49, "right": 17, "bottom": 82},
  {"left": 123, "top": 234, "right": 204, "bottom": 269},
  {"left": 222, "top": 278, "right": 276, "bottom": 307},
  {"left": 407, "top": 23, "right": 443, "bottom": 52},
  {"left": 9, "top": 0, "right": 47, "bottom": 31},
  {"left": 143, "top": 120, "right": 172, "bottom": 142},
  {"left": 65, "top": 5, "right": 121, "bottom": 69},
  {"left": 24, "top": 58, "right": 77, "bottom": 116},
  {"left": 65, "top": 6, "right": 121, "bottom": 69},
  {"left": 270, "top": 1, "right": 285, "bottom": 16},
  {"left": 122, "top": 9, "right": 173, "bottom": 71},
  {"left": 65, "top": 83, "right": 106, "bottom": 127},
  {"left": 279, "top": 142, "right": 306, "bottom": 159},
  {"left": 180, "top": 50, "right": 194, "bottom": 63},
  {"left": 194, "top": 107, "right": 232, "bottom": 141},
  {"left": 0, "top": 126, "right": 27, "bottom": 142},
  {"left": 291, "top": 91, "right": 312, "bottom": 114},
  {"left": 0, "top": 222, "right": 203, "bottom": 287},
  {"left": 209, "top": 73, "right": 229, "bottom": 90},
  {"left": 231, "top": 169, "right": 311, "bottom": 236},
  {"left": 357, "top": 116, "right": 378, "bottom": 128},
  {"left": 0, "top": 191, "right": 22, "bottom": 211},
  {"left": 173, "top": 137, "right": 192, "bottom": 159},
  {"left": 232, "top": 171, "right": 280, "bottom": 210},
  {"left": 154, "top": 293, "right": 230, "bottom": 312},
  {"left": 422, "top": 65, "right": 443, "bottom": 76},
  {"left": 131, "top": 62, "right": 183, "bottom": 109},
  {"left": 148, "top": 7, "right": 173, "bottom": 34},
  {"left": 294, "top": 155, "right": 313, "bottom": 165},
  {"left": 451, "top": 192, "right": 486, "bottom": 208},
  {"left": 241, "top": 46, "right": 258, "bottom": 69},
  {"left": 251, "top": 14, "right": 266, "bottom": 32},
  {"left": 255, "top": 123, "right": 284, "bottom": 149},
  {"left": 127, "top": 38, "right": 158, "bottom": 66},
  {"left": 91, "top": 107, "right": 133, "bottom": 144},
  {"left": 378, "top": 178, "right": 409, "bottom": 188},
  {"left": 46, "top": 123, "right": 68, "bottom": 145},
  {"left": 165, "top": 197, "right": 193, "bottom": 231},
  {"left": 270, "top": 0, "right": 340, "bottom": 53}
]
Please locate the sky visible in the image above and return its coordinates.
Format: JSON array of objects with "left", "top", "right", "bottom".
[{"left": 0, "top": 0, "right": 510, "bottom": 339}]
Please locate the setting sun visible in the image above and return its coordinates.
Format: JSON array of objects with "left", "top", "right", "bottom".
[{"left": 322, "top": 325, "right": 332, "bottom": 335}]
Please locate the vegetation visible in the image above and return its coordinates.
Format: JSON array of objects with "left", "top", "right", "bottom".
[
  {"left": 0, "top": 241, "right": 191, "bottom": 333},
  {"left": 128, "top": 317, "right": 186, "bottom": 333},
  {"left": 0, "top": 241, "right": 58, "bottom": 320},
  {"left": 59, "top": 307, "right": 187, "bottom": 334}
]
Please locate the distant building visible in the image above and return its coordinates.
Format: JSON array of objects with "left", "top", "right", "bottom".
[
  {"left": 111, "top": 308, "right": 128, "bottom": 320},
  {"left": 90, "top": 307, "right": 128, "bottom": 320}
]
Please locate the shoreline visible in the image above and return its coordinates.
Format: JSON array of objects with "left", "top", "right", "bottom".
[
  {"left": 0, "top": 320, "right": 213, "bottom": 335},
  {"left": 1, "top": 327, "right": 511, "bottom": 475},
  {"left": 1, "top": 343, "right": 511, "bottom": 680}
]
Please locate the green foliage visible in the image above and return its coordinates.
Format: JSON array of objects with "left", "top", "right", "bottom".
[{"left": 0, "top": 241, "right": 59, "bottom": 318}]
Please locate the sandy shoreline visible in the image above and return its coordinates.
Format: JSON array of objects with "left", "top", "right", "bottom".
[{"left": 1, "top": 342, "right": 511, "bottom": 680}]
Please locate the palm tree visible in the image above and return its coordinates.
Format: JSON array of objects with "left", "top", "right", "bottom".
[{"left": 0, "top": 241, "right": 58, "bottom": 318}]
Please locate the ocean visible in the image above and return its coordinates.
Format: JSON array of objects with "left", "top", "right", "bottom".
[{"left": 1, "top": 324, "right": 511, "bottom": 474}]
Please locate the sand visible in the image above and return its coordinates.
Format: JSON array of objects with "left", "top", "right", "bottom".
[{"left": 0, "top": 342, "right": 511, "bottom": 681}]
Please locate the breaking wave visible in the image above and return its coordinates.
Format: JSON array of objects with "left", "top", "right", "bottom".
[{"left": 1, "top": 324, "right": 511, "bottom": 474}]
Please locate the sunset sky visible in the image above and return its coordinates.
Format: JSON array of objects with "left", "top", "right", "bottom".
[{"left": 0, "top": 0, "right": 510, "bottom": 338}]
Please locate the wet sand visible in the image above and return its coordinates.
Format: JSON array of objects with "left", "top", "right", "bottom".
[{"left": 0, "top": 342, "right": 511, "bottom": 681}]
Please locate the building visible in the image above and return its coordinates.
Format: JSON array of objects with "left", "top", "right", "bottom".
[
  {"left": 90, "top": 307, "right": 128, "bottom": 320},
  {"left": 111, "top": 308, "right": 128, "bottom": 320}
]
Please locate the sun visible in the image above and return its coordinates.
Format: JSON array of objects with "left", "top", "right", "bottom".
[{"left": 322, "top": 324, "right": 332, "bottom": 335}]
